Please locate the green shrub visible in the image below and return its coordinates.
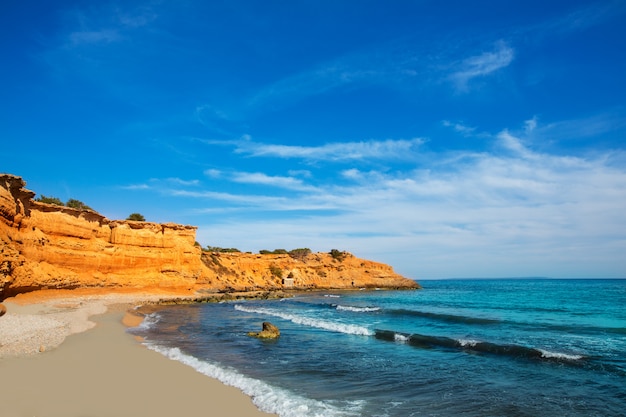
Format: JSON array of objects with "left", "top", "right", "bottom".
[
  {"left": 205, "top": 246, "right": 241, "bottom": 253},
  {"left": 127, "top": 213, "right": 146, "bottom": 221},
  {"left": 289, "top": 248, "right": 311, "bottom": 261},
  {"left": 35, "top": 195, "right": 64, "bottom": 206},
  {"left": 269, "top": 265, "right": 283, "bottom": 279},
  {"left": 330, "top": 249, "right": 347, "bottom": 262},
  {"left": 66, "top": 198, "right": 93, "bottom": 211},
  {"left": 260, "top": 249, "right": 288, "bottom": 255}
]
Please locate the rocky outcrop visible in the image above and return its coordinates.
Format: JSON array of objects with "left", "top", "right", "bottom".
[
  {"left": 198, "top": 251, "right": 419, "bottom": 292},
  {"left": 247, "top": 322, "right": 280, "bottom": 339},
  {"left": 0, "top": 174, "right": 419, "bottom": 299},
  {"left": 0, "top": 174, "right": 202, "bottom": 299}
]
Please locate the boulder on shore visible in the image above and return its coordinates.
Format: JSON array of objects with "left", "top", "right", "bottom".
[
  {"left": 247, "top": 321, "right": 280, "bottom": 339},
  {"left": 0, "top": 303, "right": 6, "bottom": 317}
]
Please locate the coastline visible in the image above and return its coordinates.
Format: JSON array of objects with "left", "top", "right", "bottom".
[{"left": 0, "top": 291, "right": 277, "bottom": 417}]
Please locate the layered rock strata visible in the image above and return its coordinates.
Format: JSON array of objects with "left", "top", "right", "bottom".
[{"left": 0, "top": 174, "right": 419, "bottom": 300}]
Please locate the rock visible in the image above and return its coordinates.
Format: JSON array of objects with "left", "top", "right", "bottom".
[
  {"left": 247, "top": 321, "right": 280, "bottom": 339},
  {"left": 0, "top": 303, "right": 6, "bottom": 317},
  {"left": 0, "top": 173, "right": 420, "bottom": 299}
]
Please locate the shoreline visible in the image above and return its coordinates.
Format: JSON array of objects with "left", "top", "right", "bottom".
[{"left": 0, "top": 290, "right": 277, "bottom": 417}]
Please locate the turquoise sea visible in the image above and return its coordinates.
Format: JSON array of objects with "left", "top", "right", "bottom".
[{"left": 131, "top": 279, "right": 626, "bottom": 416}]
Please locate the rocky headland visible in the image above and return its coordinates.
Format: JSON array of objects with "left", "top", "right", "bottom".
[{"left": 0, "top": 174, "right": 419, "bottom": 301}]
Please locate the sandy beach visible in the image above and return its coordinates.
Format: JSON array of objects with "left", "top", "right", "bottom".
[{"left": 0, "top": 291, "right": 276, "bottom": 417}]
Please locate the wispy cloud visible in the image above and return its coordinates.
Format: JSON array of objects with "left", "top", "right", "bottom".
[
  {"left": 58, "top": 4, "right": 157, "bottom": 49},
  {"left": 442, "top": 120, "right": 478, "bottom": 136},
  {"left": 449, "top": 41, "right": 514, "bottom": 91},
  {"left": 247, "top": 40, "right": 424, "bottom": 110},
  {"left": 120, "top": 183, "right": 151, "bottom": 190},
  {"left": 164, "top": 177, "right": 200, "bottom": 187},
  {"left": 540, "top": 1, "right": 626, "bottom": 36},
  {"left": 188, "top": 118, "right": 626, "bottom": 278},
  {"left": 127, "top": 114, "right": 626, "bottom": 278},
  {"left": 534, "top": 110, "right": 626, "bottom": 142},
  {"left": 230, "top": 172, "right": 317, "bottom": 192},
  {"left": 120, "top": 177, "right": 199, "bottom": 191},
  {"left": 210, "top": 136, "right": 425, "bottom": 162}
]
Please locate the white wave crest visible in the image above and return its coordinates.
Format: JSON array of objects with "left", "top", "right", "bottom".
[
  {"left": 394, "top": 333, "right": 409, "bottom": 343},
  {"left": 336, "top": 305, "right": 381, "bottom": 313},
  {"left": 324, "top": 294, "right": 341, "bottom": 298},
  {"left": 539, "top": 349, "right": 584, "bottom": 361},
  {"left": 457, "top": 339, "right": 480, "bottom": 347},
  {"left": 234, "top": 305, "right": 373, "bottom": 336},
  {"left": 146, "top": 344, "right": 359, "bottom": 417}
]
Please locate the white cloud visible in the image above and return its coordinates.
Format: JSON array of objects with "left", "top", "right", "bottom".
[
  {"left": 204, "top": 169, "right": 222, "bottom": 178},
  {"left": 142, "top": 118, "right": 626, "bottom": 278},
  {"left": 231, "top": 172, "right": 316, "bottom": 191},
  {"left": 442, "top": 120, "right": 477, "bottom": 136},
  {"left": 524, "top": 116, "right": 538, "bottom": 134},
  {"left": 232, "top": 137, "right": 425, "bottom": 162},
  {"left": 341, "top": 168, "right": 362, "bottom": 180},
  {"left": 195, "top": 126, "right": 625, "bottom": 278},
  {"left": 288, "top": 169, "right": 312, "bottom": 178},
  {"left": 497, "top": 130, "right": 536, "bottom": 159},
  {"left": 449, "top": 41, "right": 514, "bottom": 91},
  {"left": 60, "top": 4, "right": 157, "bottom": 48},
  {"left": 164, "top": 177, "right": 200, "bottom": 186},
  {"left": 120, "top": 183, "right": 151, "bottom": 190},
  {"left": 536, "top": 110, "right": 626, "bottom": 142}
]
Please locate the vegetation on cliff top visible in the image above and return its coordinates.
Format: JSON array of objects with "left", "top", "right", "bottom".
[
  {"left": 35, "top": 194, "right": 148, "bottom": 222},
  {"left": 126, "top": 212, "right": 146, "bottom": 221},
  {"left": 330, "top": 249, "right": 349, "bottom": 262},
  {"left": 204, "top": 246, "right": 242, "bottom": 253},
  {"left": 35, "top": 195, "right": 94, "bottom": 211},
  {"left": 260, "top": 248, "right": 312, "bottom": 260}
]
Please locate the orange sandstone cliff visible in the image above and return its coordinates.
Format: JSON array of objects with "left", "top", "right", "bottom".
[{"left": 0, "top": 174, "right": 419, "bottom": 299}]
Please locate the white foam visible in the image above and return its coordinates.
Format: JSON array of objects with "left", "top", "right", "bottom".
[
  {"left": 324, "top": 294, "right": 341, "bottom": 298},
  {"left": 234, "top": 305, "right": 373, "bottom": 336},
  {"left": 134, "top": 312, "right": 161, "bottom": 331},
  {"left": 457, "top": 339, "right": 479, "bottom": 347},
  {"left": 394, "top": 333, "right": 409, "bottom": 343},
  {"left": 146, "top": 344, "right": 360, "bottom": 417},
  {"left": 538, "top": 349, "right": 584, "bottom": 361},
  {"left": 336, "top": 305, "right": 380, "bottom": 313}
]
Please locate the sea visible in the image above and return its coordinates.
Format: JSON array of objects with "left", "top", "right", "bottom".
[{"left": 130, "top": 279, "right": 626, "bottom": 417}]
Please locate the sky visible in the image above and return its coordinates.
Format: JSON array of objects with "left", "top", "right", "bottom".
[{"left": 1, "top": 0, "right": 625, "bottom": 279}]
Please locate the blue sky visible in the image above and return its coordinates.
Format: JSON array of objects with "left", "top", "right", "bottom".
[{"left": 2, "top": 1, "right": 625, "bottom": 279}]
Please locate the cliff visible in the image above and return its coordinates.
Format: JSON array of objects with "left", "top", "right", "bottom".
[{"left": 0, "top": 174, "right": 419, "bottom": 299}]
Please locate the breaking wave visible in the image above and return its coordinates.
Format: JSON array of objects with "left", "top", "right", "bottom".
[
  {"left": 234, "top": 305, "right": 373, "bottom": 336},
  {"left": 374, "top": 330, "right": 586, "bottom": 365},
  {"left": 132, "top": 312, "right": 161, "bottom": 331},
  {"left": 145, "top": 344, "right": 361, "bottom": 417},
  {"left": 336, "top": 305, "right": 381, "bottom": 313}
]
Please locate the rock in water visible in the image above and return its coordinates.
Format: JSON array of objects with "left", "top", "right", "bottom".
[
  {"left": 247, "top": 321, "right": 280, "bottom": 339},
  {"left": 0, "top": 303, "right": 6, "bottom": 317}
]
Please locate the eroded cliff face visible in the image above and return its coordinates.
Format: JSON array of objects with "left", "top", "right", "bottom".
[
  {"left": 0, "top": 174, "right": 418, "bottom": 299},
  {"left": 198, "top": 251, "right": 418, "bottom": 292}
]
